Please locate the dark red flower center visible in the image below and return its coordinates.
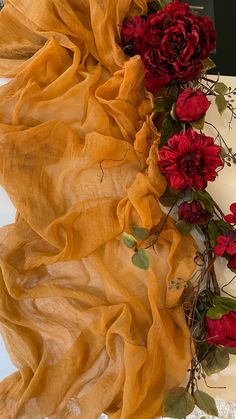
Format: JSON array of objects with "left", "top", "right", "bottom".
[
  {"left": 171, "top": 34, "right": 186, "bottom": 54},
  {"left": 179, "top": 153, "right": 204, "bottom": 176}
]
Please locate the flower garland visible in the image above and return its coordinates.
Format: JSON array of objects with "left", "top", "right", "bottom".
[{"left": 120, "top": 1, "right": 236, "bottom": 418}]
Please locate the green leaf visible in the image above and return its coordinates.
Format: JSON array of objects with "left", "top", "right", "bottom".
[
  {"left": 208, "top": 220, "right": 231, "bottom": 247},
  {"left": 192, "top": 117, "right": 205, "bottom": 130},
  {"left": 208, "top": 219, "right": 231, "bottom": 247},
  {"left": 199, "top": 417, "right": 207, "bottom": 419},
  {"left": 225, "top": 347, "right": 236, "bottom": 355},
  {"left": 122, "top": 233, "right": 137, "bottom": 249},
  {"left": 214, "top": 82, "right": 228, "bottom": 95},
  {"left": 132, "top": 226, "right": 150, "bottom": 241},
  {"left": 206, "top": 305, "right": 229, "bottom": 320},
  {"left": 176, "top": 220, "right": 192, "bottom": 235},
  {"left": 201, "top": 57, "right": 216, "bottom": 72},
  {"left": 214, "top": 220, "right": 231, "bottom": 232},
  {"left": 195, "top": 190, "right": 214, "bottom": 213},
  {"left": 194, "top": 390, "right": 218, "bottom": 417},
  {"left": 157, "top": 0, "right": 170, "bottom": 8},
  {"left": 214, "top": 295, "right": 236, "bottom": 311},
  {"left": 196, "top": 340, "right": 210, "bottom": 363},
  {"left": 194, "top": 224, "right": 204, "bottom": 235},
  {"left": 132, "top": 249, "right": 150, "bottom": 270},
  {"left": 160, "top": 116, "right": 182, "bottom": 148},
  {"left": 153, "top": 96, "right": 175, "bottom": 113},
  {"left": 202, "top": 346, "right": 230, "bottom": 376},
  {"left": 163, "top": 387, "right": 195, "bottom": 419},
  {"left": 159, "top": 186, "right": 179, "bottom": 207},
  {"left": 207, "top": 221, "right": 218, "bottom": 247},
  {"left": 215, "top": 94, "right": 227, "bottom": 115}
]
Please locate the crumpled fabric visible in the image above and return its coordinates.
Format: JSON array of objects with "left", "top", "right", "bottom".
[{"left": 0, "top": 1, "right": 196, "bottom": 418}]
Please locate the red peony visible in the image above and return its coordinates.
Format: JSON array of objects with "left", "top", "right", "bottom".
[
  {"left": 175, "top": 88, "right": 211, "bottom": 123},
  {"left": 205, "top": 311, "right": 236, "bottom": 347},
  {"left": 138, "top": 1, "right": 216, "bottom": 93},
  {"left": 121, "top": 16, "right": 146, "bottom": 56},
  {"left": 224, "top": 203, "right": 236, "bottom": 225},
  {"left": 213, "top": 232, "right": 236, "bottom": 257},
  {"left": 158, "top": 129, "right": 223, "bottom": 191},
  {"left": 178, "top": 200, "right": 212, "bottom": 225}
]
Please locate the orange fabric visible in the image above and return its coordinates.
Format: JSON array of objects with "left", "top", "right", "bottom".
[{"left": 0, "top": 1, "right": 196, "bottom": 418}]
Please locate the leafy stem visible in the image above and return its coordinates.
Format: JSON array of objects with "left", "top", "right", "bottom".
[{"left": 144, "top": 193, "right": 181, "bottom": 249}]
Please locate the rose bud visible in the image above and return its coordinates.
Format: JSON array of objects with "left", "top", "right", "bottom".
[
  {"left": 178, "top": 200, "right": 212, "bottom": 225},
  {"left": 175, "top": 88, "right": 211, "bottom": 123},
  {"left": 205, "top": 311, "right": 236, "bottom": 347}
]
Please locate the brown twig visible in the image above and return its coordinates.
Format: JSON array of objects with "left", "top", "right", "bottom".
[
  {"left": 204, "top": 226, "right": 221, "bottom": 295},
  {"left": 221, "top": 274, "right": 236, "bottom": 298},
  {"left": 144, "top": 194, "right": 181, "bottom": 249},
  {"left": 213, "top": 200, "right": 226, "bottom": 219}
]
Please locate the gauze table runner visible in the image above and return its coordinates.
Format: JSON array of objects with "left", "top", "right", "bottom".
[{"left": 0, "top": 1, "right": 196, "bottom": 418}]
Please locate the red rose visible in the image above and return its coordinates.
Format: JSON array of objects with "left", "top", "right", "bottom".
[
  {"left": 139, "top": 2, "right": 216, "bottom": 93},
  {"left": 213, "top": 232, "right": 236, "bottom": 257},
  {"left": 224, "top": 203, "right": 236, "bottom": 225},
  {"left": 205, "top": 311, "right": 236, "bottom": 347},
  {"left": 158, "top": 129, "right": 223, "bottom": 190},
  {"left": 121, "top": 16, "right": 146, "bottom": 56},
  {"left": 175, "top": 88, "right": 211, "bottom": 123},
  {"left": 178, "top": 200, "right": 212, "bottom": 224}
]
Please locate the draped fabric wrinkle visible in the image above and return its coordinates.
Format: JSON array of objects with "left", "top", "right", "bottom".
[{"left": 0, "top": 1, "right": 196, "bottom": 418}]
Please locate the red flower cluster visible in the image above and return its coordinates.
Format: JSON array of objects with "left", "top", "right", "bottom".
[
  {"left": 214, "top": 231, "right": 236, "bottom": 271},
  {"left": 121, "top": 0, "right": 236, "bottom": 388},
  {"left": 158, "top": 129, "right": 223, "bottom": 191},
  {"left": 205, "top": 311, "right": 236, "bottom": 347},
  {"left": 214, "top": 233, "right": 236, "bottom": 257},
  {"left": 175, "top": 88, "right": 211, "bottom": 123},
  {"left": 224, "top": 203, "right": 236, "bottom": 224},
  {"left": 121, "top": 1, "right": 216, "bottom": 93},
  {"left": 178, "top": 200, "right": 212, "bottom": 225}
]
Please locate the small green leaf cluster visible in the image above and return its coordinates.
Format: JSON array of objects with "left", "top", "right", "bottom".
[
  {"left": 214, "top": 82, "right": 228, "bottom": 115},
  {"left": 122, "top": 227, "right": 150, "bottom": 270},
  {"left": 163, "top": 387, "right": 218, "bottom": 418}
]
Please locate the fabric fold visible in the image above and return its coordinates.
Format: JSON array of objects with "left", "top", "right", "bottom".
[{"left": 0, "top": 1, "right": 196, "bottom": 418}]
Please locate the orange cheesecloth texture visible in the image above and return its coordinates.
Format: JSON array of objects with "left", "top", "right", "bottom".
[{"left": 0, "top": 0, "right": 197, "bottom": 418}]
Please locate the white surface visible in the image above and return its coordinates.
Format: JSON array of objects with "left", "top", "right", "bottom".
[
  {"left": 0, "top": 76, "right": 235, "bottom": 404},
  {"left": 0, "top": 331, "right": 17, "bottom": 380},
  {"left": 0, "top": 78, "right": 17, "bottom": 381},
  {"left": 199, "top": 76, "right": 236, "bottom": 400},
  {"left": 0, "top": 187, "right": 16, "bottom": 228}
]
